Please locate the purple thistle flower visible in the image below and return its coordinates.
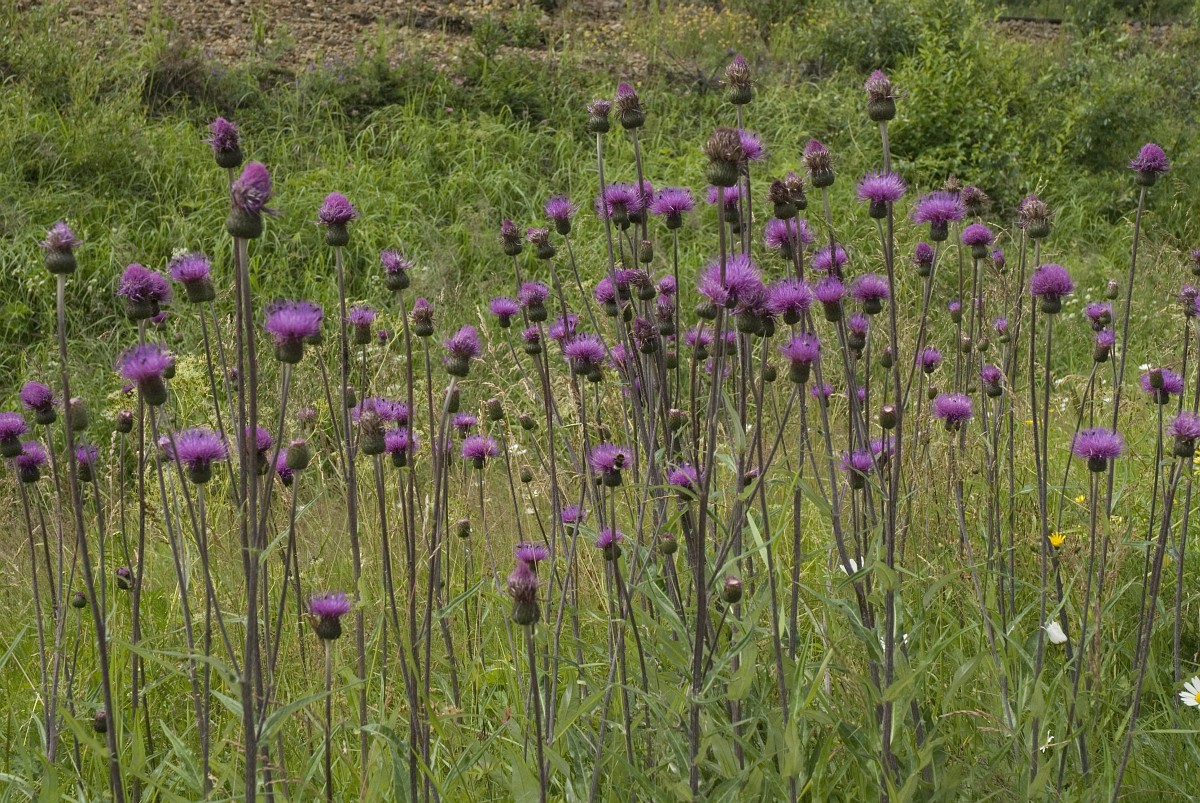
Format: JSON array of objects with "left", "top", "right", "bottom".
[
  {"left": 851, "top": 273, "right": 890, "bottom": 312},
  {"left": 763, "top": 218, "right": 815, "bottom": 254},
  {"left": 41, "top": 221, "right": 81, "bottom": 252},
  {"left": 264, "top": 301, "right": 323, "bottom": 349},
  {"left": 847, "top": 313, "right": 869, "bottom": 336},
  {"left": 768, "top": 278, "right": 814, "bottom": 322},
  {"left": 564, "top": 334, "right": 607, "bottom": 375},
  {"left": 697, "top": 253, "right": 764, "bottom": 310},
  {"left": 1029, "top": 263, "right": 1074, "bottom": 312},
  {"left": 560, "top": 504, "right": 585, "bottom": 525},
  {"left": 595, "top": 527, "right": 623, "bottom": 550},
  {"left": 522, "top": 325, "right": 541, "bottom": 347},
  {"left": 705, "top": 184, "right": 742, "bottom": 208},
  {"left": 172, "top": 428, "right": 229, "bottom": 480},
  {"left": 1169, "top": 412, "right": 1200, "bottom": 440},
  {"left": 1180, "top": 285, "right": 1199, "bottom": 318},
  {"left": 656, "top": 275, "right": 677, "bottom": 297},
  {"left": 168, "top": 252, "right": 213, "bottom": 287},
  {"left": 452, "top": 412, "right": 478, "bottom": 435},
  {"left": 667, "top": 463, "right": 699, "bottom": 491},
  {"left": 992, "top": 249, "right": 1006, "bottom": 269},
  {"left": 548, "top": 314, "right": 579, "bottom": 342},
  {"left": 780, "top": 334, "right": 820, "bottom": 366},
  {"left": 545, "top": 195, "right": 576, "bottom": 222},
  {"left": 13, "top": 440, "right": 48, "bottom": 477},
  {"left": 841, "top": 448, "right": 875, "bottom": 476},
  {"left": 911, "top": 191, "right": 965, "bottom": 240},
  {"left": 589, "top": 442, "right": 630, "bottom": 474},
  {"left": 20, "top": 382, "right": 55, "bottom": 416},
  {"left": 207, "top": 117, "right": 240, "bottom": 159},
  {"left": 1141, "top": 368, "right": 1184, "bottom": 399},
  {"left": 347, "top": 304, "right": 376, "bottom": 328},
  {"left": 856, "top": 172, "right": 907, "bottom": 214},
  {"left": 815, "top": 276, "right": 846, "bottom": 305},
  {"left": 981, "top": 363, "right": 1003, "bottom": 385},
  {"left": 444, "top": 325, "right": 481, "bottom": 359},
  {"left": 519, "top": 282, "right": 550, "bottom": 308},
  {"left": 118, "top": 343, "right": 172, "bottom": 384},
  {"left": 1129, "top": 143, "right": 1169, "bottom": 177},
  {"left": 117, "top": 264, "right": 172, "bottom": 305},
  {"left": 489, "top": 296, "right": 520, "bottom": 325},
  {"left": 947, "top": 299, "right": 962, "bottom": 317},
  {"left": 318, "top": 192, "right": 356, "bottom": 226},
  {"left": 993, "top": 317, "right": 1009, "bottom": 336},
  {"left": 516, "top": 542, "right": 549, "bottom": 564},
  {"left": 1095, "top": 329, "right": 1116, "bottom": 348},
  {"left": 685, "top": 327, "right": 713, "bottom": 350},
  {"left": 812, "top": 245, "right": 849, "bottom": 274},
  {"left": 75, "top": 443, "right": 99, "bottom": 467},
  {"left": 231, "top": 162, "right": 272, "bottom": 214},
  {"left": 381, "top": 250, "right": 412, "bottom": 275},
  {"left": 738, "top": 129, "right": 766, "bottom": 162},
  {"left": 810, "top": 382, "right": 834, "bottom": 400},
  {"left": 247, "top": 426, "right": 273, "bottom": 456},
  {"left": 275, "top": 452, "right": 294, "bottom": 484},
  {"left": 650, "top": 187, "right": 695, "bottom": 218},
  {"left": 1072, "top": 428, "right": 1124, "bottom": 471},
  {"left": 961, "top": 223, "right": 994, "bottom": 247},
  {"left": 912, "top": 242, "right": 935, "bottom": 275},
  {"left": 0, "top": 412, "right": 29, "bottom": 444},
  {"left": 932, "top": 392, "right": 973, "bottom": 427},
  {"left": 1085, "top": 302, "right": 1112, "bottom": 328},
  {"left": 461, "top": 434, "right": 500, "bottom": 465},
  {"left": 309, "top": 592, "right": 352, "bottom": 639},
  {"left": 920, "top": 347, "right": 943, "bottom": 372},
  {"left": 596, "top": 182, "right": 644, "bottom": 221},
  {"left": 385, "top": 427, "right": 416, "bottom": 456}
]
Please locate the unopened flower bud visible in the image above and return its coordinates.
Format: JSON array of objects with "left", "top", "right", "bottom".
[{"left": 722, "top": 576, "right": 743, "bottom": 604}]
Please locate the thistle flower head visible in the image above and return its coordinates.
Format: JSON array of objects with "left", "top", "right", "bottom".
[
  {"left": 308, "top": 592, "right": 352, "bottom": 639},
  {"left": 564, "top": 334, "right": 607, "bottom": 374},
  {"left": 851, "top": 273, "right": 890, "bottom": 304},
  {"left": 117, "top": 264, "right": 171, "bottom": 304},
  {"left": 960, "top": 185, "right": 990, "bottom": 217},
  {"left": 380, "top": 250, "right": 412, "bottom": 275},
  {"left": 1072, "top": 428, "right": 1124, "bottom": 461},
  {"left": 117, "top": 343, "right": 172, "bottom": 384},
  {"left": 595, "top": 527, "right": 623, "bottom": 550},
  {"left": 768, "top": 278, "right": 814, "bottom": 319},
  {"left": 0, "top": 412, "right": 29, "bottom": 441},
  {"left": 519, "top": 282, "right": 550, "bottom": 308},
  {"left": 461, "top": 434, "right": 499, "bottom": 463},
  {"left": 650, "top": 187, "right": 695, "bottom": 219},
  {"left": 172, "top": 428, "right": 229, "bottom": 474},
  {"left": 560, "top": 504, "right": 585, "bottom": 525},
  {"left": 802, "top": 139, "right": 832, "bottom": 175},
  {"left": 780, "top": 334, "right": 820, "bottom": 365},
  {"left": 168, "top": 252, "right": 213, "bottom": 287},
  {"left": 544, "top": 195, "right": 576, "bottom": 222},
  {"left": 1141, "top": 368, "right": 1184, "bottom": 396},
  {"left": 911, "top": 191, "right": 965, "bottom": 226},
  {"left": 705, "top": 184, "right": 742, "bottom": 208},
  {"left": 856, "top": 172, "right": 907, "bottom": 204},
  {"left": 738, "top": 129, "right": 766, "bottom": 162},
  {"left": 589, "top": 442, "right": 630, "bottom": 474},
  {"left": 13, "top": 440, "right": 47, "bottom": 471},
  {"left": 1095, "top": 328, "right": 1116, "bottom": 348},
  {"left": 981, "top": 363, "right": 1003, "bottom": 385},
  {"left": 865, "top": 70, "right": 893, "bottom": 103},
  {"left": 913, "top": 242, "right": 934, "bottom": 269},
  {"left": 1129, "top": 143, "right": 1170, "bottom": 176},
  {"left": 992, "top": 249, "right": 1006, "bottom": 270},
  {"left": 231, "top": 162, "right": 272, "bottom": 214},
  {"left": 847, "top": 312, "right": 869, "bottom": 336},
  {"left": 507, "top": 561, "right": 540, "bottom": 625},
  {"left": 932, "top": 392, "right": 973, "bottom": 425},
  {"left": 247, "top": 426, "right": 273, "bottom": 455},
  {"left": 489, "top": 296, "right": 520, "bottom": 319},
  {"left": 384, "top": 427, "right": 416, "bottom": 456},
  {"left": 587, "top": 98, "right": 611, "bottom": 117},
  {"left": 685, "top": 326, "right": 713, "bottom": 350},
  {"left": 656, "top": 275, "right": 677, "bottom": 296},
  {"left": 1085, "top": 302, "right": 1112, "bottom": 327},
  {"left": 548, "top": 314, "right": 579, "bottom": 342},
  {"left": 961, "top": 223, "right": 994, "bottom": 247},
  {"left": 516, "top": 542, "right": 549, "bottom": 564},
  {"left": 318, "top": 192, "right": 356, "bottom": 225},
  {"left": 42, "top": 221, "right": 81, "bottom": 252},
  {"left": 698, "top": 253, "right": 764, "bottom": 310},
  {"left": 347, "top": 304, "right": 376, "bottom": 328},
  {"left": 815, "top": 276, "right": 846, "bottom": 305},
  {"left": 444, "top": 325, "right": 482, "bottom": 359},
  {"left": 264, "top": 301, "right": 323, "bottom": 345},
  {"left": 1029, "top": 263, "right": 1074, "bottom": 304},
  {"left": 1169, "top": 412, "right": 1200, "bottom": 441},
  {"left": 764, "top": 218, "right": 814, "bottom": 252},
  {"left": 812, "top": 245, "right": 849, "bottom": 274},
  {"left": 1017, "top": 193, "right": 1052, "bottom": 234},
  {"left": 452, "top": 412, "right": 478, "bottom": 433},
  {"left": 920, "top": 347, "right": 943, "bottom": 371},
  {"left": 596, "top": 182, "right": 646, "bottom": 220},
  {"left": 20, "top": 382, "right": 55, "bottom": 415},
  {"left": 704, "top": 127, "right": 745, "bottom": 166},
  {"left": 667, "top": 463, "right": 699, "bottom": 490},
  {"left": 207, "top": 117, "right": 240, "bottom": 158},
  {"left": 810, "top": 382, "right": 834, "bottom": 400},
  {"left": 841, "top": 449, "right": 875, "bottom": 476},
  {"left": 993, "top": 317, "right": 1009, "bottom": 336}
]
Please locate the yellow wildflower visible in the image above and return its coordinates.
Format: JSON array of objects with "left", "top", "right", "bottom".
[{"left": 1048, "top": 532, "right": 1066, "bottom": 549}]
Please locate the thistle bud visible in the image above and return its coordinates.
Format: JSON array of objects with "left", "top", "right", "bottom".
[
  {"left": 585, "top": 98, "right": 612, "bottom": 135},
  {"left": 518, "top": 413, "right": 536, "bottom": 431},
  {"left": 879, "top": 345, "right": 894, "bottom": 369},
  {"left": 520, "top": 466, "right": 534, "bottom": 484},
  {"left": 116, "top": 566, "right": 133, "bottom": 591},
  {"left": 485, "top": 398, "right": 504, "bottom": 422},
  {"left": 703, "top": 128, "right": 744, "bottom": 188},
  {"left": 723, "top": 54, "right": 753, "bottom": 105},
  {"left": 446, "top": 386, "right": 461, "bottom": 414},
  {"left": 722, "top": 576, "right": 743, "bottom": 604},
  {"left": 1017, "top": 194, "right": 1052, "bottom": 240},
  {"left": 659, "top": 533, "right": 678, "bottom": 556},
  {"left": 67, "top": 397, "right": 89, "bottom": 432},
  {"left": 638, "top": 239, "right": 654, "bottom": 264},
  {"left": 615, "top": 82, "right": 645, "bottom": 130},
  {"left": 71, "top": 590, "right": 88, "bottom": 609},
  {"left": 864, "top": 70, "right": 895, "bottom": 122},
  {"left": 767, "top": 180, "right": 795, "bottom": 220},
  {"left": 783, "top": 171, "right": 808, "bottom": 211},
  {"left": 1105, "top": 280, "right": 1120, "bottom": 300},
  {"left": 803, "top": 140, "right": 834, "bottom": 189},
  {"left": 358, "top": 411, "right": 386, "bottom": 456},
  {"left": 456, "top": 518, "right": 471, "bottom": 539},
  {"left": 879, "top": 403, "right": 897, "bottom": 430},
  {"left": 528, "top": 227, "right": 555, "bottom": 260},
  {"left": 343, "top": 385, "right": 357, "bottom": 410},
  {"left": 286, "top": 439, "right": 311, "bottom": 471},
  {"left": 115, "top": 409, "right": 134, "bottom": 434},
  {"left": 93, "top": 709, "right": 109, "bottom": 734}
]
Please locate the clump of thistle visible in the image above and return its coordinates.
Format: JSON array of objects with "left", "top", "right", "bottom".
[
  {"left": 207, "top": 117, "right": 243, "bottom": 169},
  {"left": 1129, "top": 143, "right": 1170, "bottom": 186},
  {"left": 318, "top": 192, "right": 357, "bottom": 247},
  {"left": 1072, "top": 427, "right": 1125, "bottom": 472},
  {"left": 41, "top": 221, "right": 82, "bottom": 275},
  {"left": 227, "top": 161, "right": 273, "bottom": 239},
  {"left": 864, "top": 70, "right": 895, "bottom": 121},
  {"left": 264, "top": 301, "right": 323, "bottom": 363}
]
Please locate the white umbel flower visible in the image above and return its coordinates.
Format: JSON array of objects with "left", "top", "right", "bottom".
[
  {"left": 1045, "top": 621, "right": 1068, "bottom": 645},
  {"left": 1180, "top": 677, "right": 1200, "bottom": 708}
]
